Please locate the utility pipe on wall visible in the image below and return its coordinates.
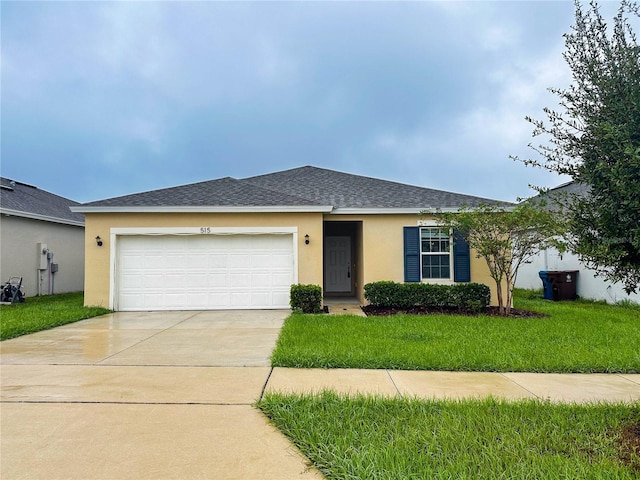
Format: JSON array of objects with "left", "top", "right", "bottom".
[{"left": 47, "top": 251, "right": 54, "bottom": 295}]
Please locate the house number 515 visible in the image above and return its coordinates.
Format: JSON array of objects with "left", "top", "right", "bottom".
[{"left": 200, "top": 227, "right": 211, "bottom": 234}]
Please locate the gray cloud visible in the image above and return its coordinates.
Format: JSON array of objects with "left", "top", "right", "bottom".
[{"left": 3, "top": 1, "right": 599, "bottom": 203}]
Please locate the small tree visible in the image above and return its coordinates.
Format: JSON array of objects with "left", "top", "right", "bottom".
[{"left": 436, "top": 202, "right": 565, "bottom": 315}]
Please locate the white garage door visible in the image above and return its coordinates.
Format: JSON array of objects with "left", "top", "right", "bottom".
[{"left": 116, "top": 234, "right": 294, "bottom": 311}]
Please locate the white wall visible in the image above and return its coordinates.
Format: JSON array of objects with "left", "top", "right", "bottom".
[
  {"left": 0, "top": 215, "right": 85, "bottom": 297},
  {"left": 517, "top": 247, "right": 640, "bottom": 304}
]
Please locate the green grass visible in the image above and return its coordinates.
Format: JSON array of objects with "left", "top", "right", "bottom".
[
  {"left": 0, "top": 292, "right": 111, "bottom": 340},
  {"left": 271, "top": 289, "right": 640, "bottom": 372},
  {"left": 258, "top": 392, "right": 640, "bottom": 479}
]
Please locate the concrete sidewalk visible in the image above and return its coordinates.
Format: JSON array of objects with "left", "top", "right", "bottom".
[{"left": 264, "top": 368, "right": 640, "bottom": 404}]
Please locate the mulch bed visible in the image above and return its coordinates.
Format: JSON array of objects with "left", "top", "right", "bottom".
[{"left": 361, "top": 305, "right": 548, "bottom": 318}]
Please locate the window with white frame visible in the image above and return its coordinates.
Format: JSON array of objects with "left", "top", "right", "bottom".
[{"left": 420, "top": 227, "right": 451, "bottom": 279}]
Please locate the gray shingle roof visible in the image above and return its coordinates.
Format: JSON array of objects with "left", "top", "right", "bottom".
[
  {"left": 525, "top": 180, "right": 591, "bottom": 211},
  {"left": 78, "top": 166, "right": 506, "bottom": 210},
  {"left": 245, "top": 166, "right": 504, "bottom": 209},
  {"left": 83, "top": 177, "right": 319, "bottom": 207},
  {"left": 0, "top": 177, "right": 84, "bottom": 225},
  {"left": 546, "top": 181, "right": 590, "bottom": 197}
]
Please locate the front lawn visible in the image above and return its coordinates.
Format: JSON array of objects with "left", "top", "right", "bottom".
[
  {"left": 0, "top": 292, "right": 111, "bottom": 340},
  {"left": 258, "top": 392, "right": 640, "bottom": 479},
  {"left": 270, "top": 289, "right": 640, "bottom": 372}
]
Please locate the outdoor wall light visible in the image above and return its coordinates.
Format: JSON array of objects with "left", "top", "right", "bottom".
[
  {"left": 96, "top": 236, "right": 103, "bottom": 247},
  {"left": 305, "top": 234, "right": 310, "bottom": 245}
]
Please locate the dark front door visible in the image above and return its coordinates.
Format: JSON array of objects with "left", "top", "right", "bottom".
[{"left": 325, "top": 236, "right": 351, "bottom": 293}]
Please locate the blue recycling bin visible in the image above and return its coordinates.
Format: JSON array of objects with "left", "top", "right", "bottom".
[{"left": 538, "top": 271, "right": 554, "bottom": 300}]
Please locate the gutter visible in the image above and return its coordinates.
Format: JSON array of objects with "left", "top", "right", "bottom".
[
  {"left": 0, "top": 208, "right": 85, "bottom": 227},
  {"left": 70, "top": 205, "right": 335, "bottom": 214}
]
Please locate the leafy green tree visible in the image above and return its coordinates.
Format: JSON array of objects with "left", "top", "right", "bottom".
[
  {"left": 437, "top": 203, "right": 565, "bottom": 315},
  {"left": 513, "top": 0, "right": 640, "bottom": 294}
]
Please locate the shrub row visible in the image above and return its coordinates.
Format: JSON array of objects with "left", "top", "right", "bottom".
[
  {"left": 290, "top": 284, "right": 323, "bottom": 313},
  {"left": 364, "top": 281, "right": 491, "bottom": 312}
]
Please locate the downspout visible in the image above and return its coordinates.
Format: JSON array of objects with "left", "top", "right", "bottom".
[{"left": 47, "top": 251, "right": 53, "bottom": 295}]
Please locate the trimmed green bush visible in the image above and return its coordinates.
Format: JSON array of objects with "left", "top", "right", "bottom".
[
  {"left": 290, "top": 284, "right": 323, "bottom": 313},
  {"left": 364, "top": 281, "right": 490, "bottom": 312}
]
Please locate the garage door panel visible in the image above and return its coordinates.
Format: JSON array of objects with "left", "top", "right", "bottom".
[
  {"left": 230, "top": 292, "right": 250, "bottom": 306},
  {"left": 119, "top": 274, "right": 141, "bottom": 289},
  {"left": 273, "top": 291, "right": 290, "bottom": 305},
  {"left": 117, "top": 234, "right": 294, "bottom": 311},
  {"left": 143, "top": 255, "right": 165, "bottom": 269},
  {"left": 229, "top": 254, "right": 251, "bottom": 268},
  {"left": 120, "top": 255, "right": 144, "bottom": 269},
  {"left": 272, "top": 272, "right": 293, "bottom": 287},
  {"left": 208, "top": 255, "right": 228, "bottom": 268},
  {"left": 166, "top": 254, "right": 187, "bottom": 268},
  {"left": 186, "top": 274, "right": 208, "bottom": 288},
  {"left": 206, "top": 274, "right": 229, "bottom": 287},
  {"left": 271, "top": 254, "right": 292, "bottom": 268},
  {"left": 119, "top": 293, "right": 143, "bottom": 309},
  {"left": 230, "top": 273, "right": 251, "bottom": 287},
  {"left": 251, "top": 292, "right": 271, "bottom": 305},
  {"left": 144, "top": 275, "right": 167, "bottom": 289},
  {"left": 251, "top": 254, "right": 273, "bottom": 268},
  {"left": 208, "top": 293, "right": 231, "bottom": 307},
  {"left": 252, "top": 273, "right": 274, "bottom": 288}
]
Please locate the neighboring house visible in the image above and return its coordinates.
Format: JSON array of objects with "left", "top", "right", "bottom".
[
  {"left": 72, "top": 166, "right": 505, "bottom": 311},
  {"left": 516, "top": 181, "right": 640, "bottom": 304},
  {"left": 0, "top": 178, "right": 85, "bottom": 297}
]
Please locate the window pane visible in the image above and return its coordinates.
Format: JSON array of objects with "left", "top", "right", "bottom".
[
  {"left": 441, "top": 264, "right": 450, "bottom": 278},
  {"left": 421, "top": 228, "right": 450, "bottom": 253},
  {"left": 422, "top": 254, "right": 450, "bottom": 279}
]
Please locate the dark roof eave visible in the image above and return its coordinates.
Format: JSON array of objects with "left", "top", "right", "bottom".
[{"left": 70, "top": 205, "right": 335, "bottom": 214}]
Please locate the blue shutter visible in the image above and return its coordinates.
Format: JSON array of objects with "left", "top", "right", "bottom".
[
  {"left": 404, "top": 227, "right": 420, "bottom": 282},
  {"left": 453, "top": 229, "right": 471, "bottom": 282}
]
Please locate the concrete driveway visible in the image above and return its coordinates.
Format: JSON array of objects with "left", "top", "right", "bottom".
[{"left": 1, "top": 310, "right": 321, "bottom": 480}]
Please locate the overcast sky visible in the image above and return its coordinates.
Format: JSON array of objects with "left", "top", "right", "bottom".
[{"left": 1, "top": 1, "right": 628, "bottom": 204}]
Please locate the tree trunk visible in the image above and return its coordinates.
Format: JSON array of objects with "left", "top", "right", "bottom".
[
  {"left": 505, "top": 280, "right": 512, "bottom": 316},
  {"left": 495, "top": 280, "right": 505, "bottom": 315}
]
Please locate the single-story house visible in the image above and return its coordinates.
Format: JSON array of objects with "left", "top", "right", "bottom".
[
  {"left": 0, "top": 177, "right": 85, "bottom": 297},
  {"left": 516, "top": 181, "right": 640, "bottom": 304},
  {"left": 72, "top": 166, "right": 505, "bottom": 311}
]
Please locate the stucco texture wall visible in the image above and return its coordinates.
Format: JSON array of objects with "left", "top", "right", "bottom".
[
  {"left": 84, "top": 211, "right": 504, "bottom": 309},
  {"left": 83, "top": 212, "right": 324, "bottom": 308},
  {"left": 335, "top": 214, "right": 502, "bottom": 306},
  {"left": 0, "top": 215, "right": 85, "bottom": 297}
]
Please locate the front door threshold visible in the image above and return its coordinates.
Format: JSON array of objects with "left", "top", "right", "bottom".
[{"left": 323, "top": 296, "right": 360, "bottom": 305}]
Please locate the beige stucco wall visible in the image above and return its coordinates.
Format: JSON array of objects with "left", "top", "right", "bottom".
[
  {"left": 84, "top": 211, "right": 503, "bottom": 308},
  {"left": 83, "top": 212, "right": 324, "bottom": 308},
  {"left": 0, "top": 215, "right": 85, "bottom": 297},
  {"left": 333, "top": 214, "right": 501, "bottom": 306}
]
